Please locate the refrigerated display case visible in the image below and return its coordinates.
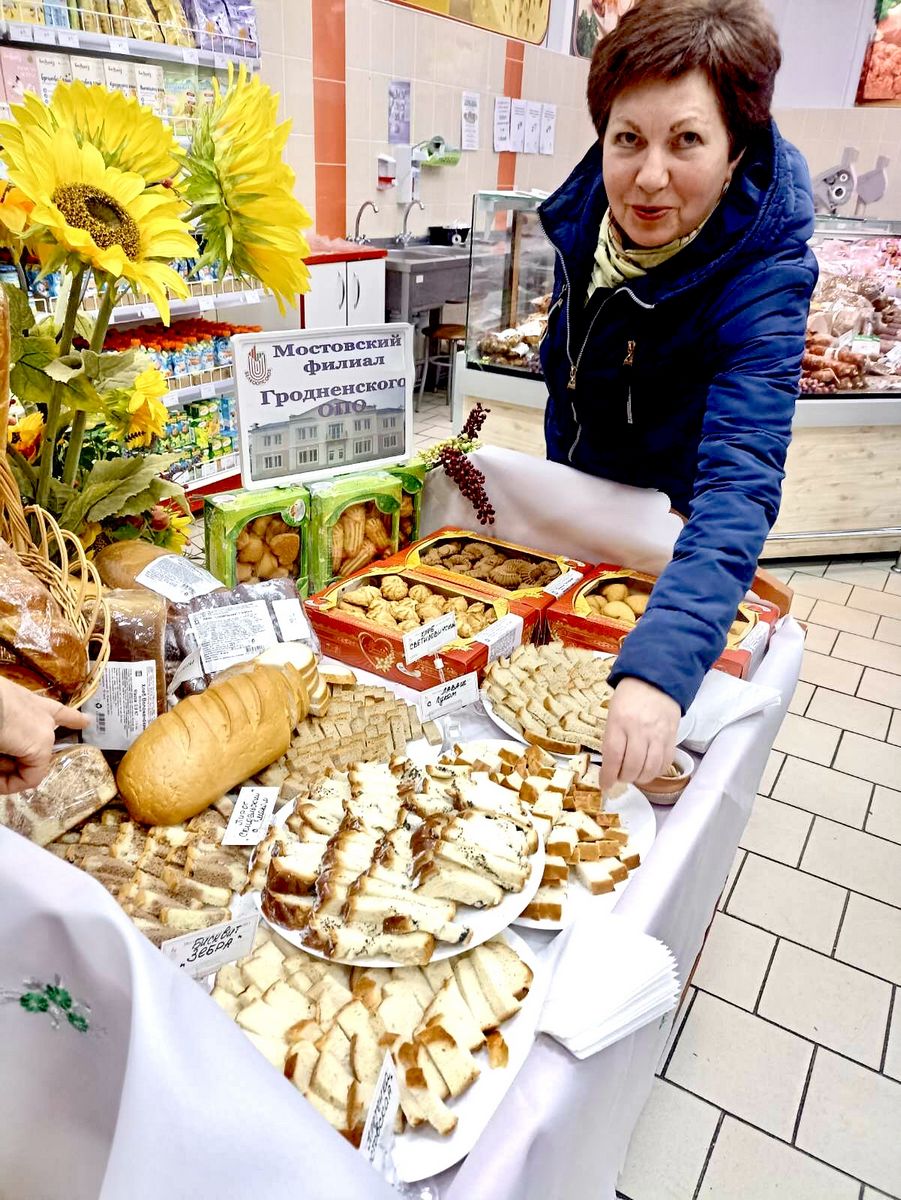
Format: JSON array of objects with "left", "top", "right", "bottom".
[{"left": 454, "top": 204, "right": 901, "bottom": 559}]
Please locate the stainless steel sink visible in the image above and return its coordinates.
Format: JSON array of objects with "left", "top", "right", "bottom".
[{"left": 384, "top": 243, "right": 474, "bottom": 321}]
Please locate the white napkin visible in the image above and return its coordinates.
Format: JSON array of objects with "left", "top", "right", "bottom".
[
  {"left": 677, "top": 668, "right": 781, "bottom": 753},
  {"left": 536, "top": 913, "right": 679, "bottom": 1060}
]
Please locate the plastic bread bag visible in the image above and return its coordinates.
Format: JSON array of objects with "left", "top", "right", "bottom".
[
  {"left": 204, "top": 485, "right": 309, "bottom": 589},
  {"left": 0, "top": 746, "right": 116, "bottom": 847},
  {"left": 152, "top": 0, "right": 195, "bottom": 45},
  {"left": 386, "top": 460, "right": 426, "bottom": 552},
  {"left": 307, "top": 471, "right": 402, "bottom": 592},
  {"left": 100, "top": 589, "right": 168, "bottom": 716},
  {"left": 166, "top": 577, "right": 321, "bottom": 698},
  {"left": 182, "top": 0, "right": 231, "bottom": 49}
]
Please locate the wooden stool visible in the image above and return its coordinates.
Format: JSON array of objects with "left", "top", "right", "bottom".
[{"left": 416, "top": 322, "right": 466, "bottom": 410}]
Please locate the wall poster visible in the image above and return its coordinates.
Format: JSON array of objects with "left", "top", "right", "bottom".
[
  {"left": 571, "top": 0, "right": 633, "bottom": 59},
  {"left": 388, "top": 1, "right": 550, "bottom": 45}
]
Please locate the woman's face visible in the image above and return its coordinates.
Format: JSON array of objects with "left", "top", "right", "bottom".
[{"left": 602, "top": 70, "right": 739, "bottom": 248}]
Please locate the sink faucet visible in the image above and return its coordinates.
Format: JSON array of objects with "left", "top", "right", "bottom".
[
  {"left": 397, "top": 200, "right": 425, "bottom": 245},
  {"left": 351, "top": 200, "right": 379, "bottom": 243}
]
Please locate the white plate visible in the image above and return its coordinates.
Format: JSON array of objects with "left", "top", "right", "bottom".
[
  {"left": 255, "top": 796, "right": 545, "bottom": 968},
  {"left": 480, "top": 650, "right": 616, "bottom": 762},
  {"left": 512, "top": 781, "right": 655, "bottom": 931},
  {"left": 392, "top": 928, "right": 544, "bottom": 1184}
]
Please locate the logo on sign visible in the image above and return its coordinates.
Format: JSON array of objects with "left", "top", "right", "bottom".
[{"left": 245, "top": 345, "right": 271, "bottom": 385}]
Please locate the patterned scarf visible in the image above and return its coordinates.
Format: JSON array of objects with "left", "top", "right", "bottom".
[{"left": 587, "top": 208, "right": 704, "bottom": 299}]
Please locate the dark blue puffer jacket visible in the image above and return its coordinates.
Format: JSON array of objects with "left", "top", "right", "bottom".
[{"left": 538, "top": 121, "right": 817, "bottom": 713}]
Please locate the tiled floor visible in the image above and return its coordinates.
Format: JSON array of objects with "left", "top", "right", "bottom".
[{"left": 618, "top": 553, "right": 901, "bottom": 1200}]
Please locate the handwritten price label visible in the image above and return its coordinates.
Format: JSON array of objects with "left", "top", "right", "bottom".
[
  {"left": 417, "top": 671, "right": 479, "bottom": 720},
  {"left": 403, "top": 611, "right": 457, "bottom": 664},
  {"left": 359, "top": 1052, "right": 399, "bottom": 1176},
  {"left": 222, "top": 786, "right": 279, "bottom": 846},
  {"left": 161, "top": 912, "right": 259, "bottom": 978}
]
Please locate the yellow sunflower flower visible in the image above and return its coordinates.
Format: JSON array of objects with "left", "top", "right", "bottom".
[
  {"left": 0, "top": 184, "right": 34, "bottom": 249},
  {"left": 103, "top": 367, "right": 169, "bottom": 447},
  {"left": 182, "top": 63, "right": 312, "bottom": 312},
  {"left": 4, "top": 130, "right": 196, "bottom": 322},
  {"left": 0, "top": 82, "right": 180, "bottom": 183},
  {"left": 7, "top": 410, "right": 44, "bottom": 460}
]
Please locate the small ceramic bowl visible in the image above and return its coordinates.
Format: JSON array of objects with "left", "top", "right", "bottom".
[{"left": 640, "top": 747, "right": 695, "bottom": 806}]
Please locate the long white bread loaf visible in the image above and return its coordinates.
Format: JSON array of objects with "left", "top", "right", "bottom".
[{"left": 117, "top": 663, "right": 311, "bottom": 825}]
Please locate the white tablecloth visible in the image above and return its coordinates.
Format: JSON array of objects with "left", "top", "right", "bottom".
[{"left": 0, "top": 449, "right": 801, "bottom": 1198}]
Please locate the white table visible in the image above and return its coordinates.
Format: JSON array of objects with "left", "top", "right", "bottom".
[{"left": 0, "top": 449, "right": 801, "bottom": 1198}]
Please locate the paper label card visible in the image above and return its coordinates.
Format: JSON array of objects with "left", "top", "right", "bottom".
[
  {"left": 272, "top": 597, "right": 312, "bottom": 642},
  {"left": 461, "top": 90, "right": 480, "bottom": 151},
  {"left": 360, "top": 1052, "right": 400, "bottom": 1178},
  {"left": 474, "top": 613, "right": 524, "bottom": 663},
  {"left": 161, "top": 912, "right": 260, "bottom": 979},
  {"left": 544, "top": 569, "right": 585, "bottom": 598},
  {"left": 524, "top": 101, "right": 542, "bottom": 154},
  {"left": 493, "top": 96, "right": 512, "bottom": 152},
  {"left": 135, "top": 555, "right": 222, "bottom": 603},
  {"left": 509, "top": 99, "right": 527, "bottom": 153},
  {"left": 81, "top": 661, "right": 157, "bottom": 751},
  {"left": 222, "top": 786, "right": 279, "bottom": 846},
  {"left": 188, "top": 601, "right": 279, "bottom": 674},
  {"left": 403, "top": 611, "right": 458, "bottom": 663},
  {"left": 417, "top": 671, "right": 479, "bottom": 720},
  {"left": 540, "top": 103, "right": 557, "bottom": 155}
]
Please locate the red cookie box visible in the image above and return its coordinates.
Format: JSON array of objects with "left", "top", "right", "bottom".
[
  {"left": 546, "top": 564, "right": 781, "bottom": 681},
  {"left": 304, "top": 565, "right": 540, "bottom": 691},
  {"left": 377, "top": 526, "right": 589, "bottom": 625}
]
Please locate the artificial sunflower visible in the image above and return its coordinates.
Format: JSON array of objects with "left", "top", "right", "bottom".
[
  {"left": 182, "top": 63, "right": 312, "bottom": 311},
  {"left": 102, "top": 367, "right": 169, "bottom": 447},
  {"left": 1, "top": 82, "right": 180, "bottom": 184},
  {"left": 0, "top": 183, "right": 34, "bottom": 251},
  {"left": 3, "top": 130, "right": 196, "bottom": 322},
  {"left": 7, "top": 410, "right": 44, "bottom": 460},
  {"left": 149, "top": 504, "right": 192, "bottom": 552}
]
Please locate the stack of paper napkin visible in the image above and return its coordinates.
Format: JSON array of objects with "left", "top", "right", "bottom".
[
  {"left": 677, "top": 668, "right": 781, "bottom": 753},
  {"left": 537, "top": 914, "right": 680, "bottom": 1059}
]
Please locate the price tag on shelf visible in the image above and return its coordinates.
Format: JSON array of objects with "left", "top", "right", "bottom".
[
  {"left": 57, "top": 29, "right": 79, "bottom": 48},
  {"left": 198, "top": 295, "right": 216, "bottom": 312},
  {"left": 244, "top": 290, "right": 260, "bottom": 305},
  {"left": 417, "top": 671, "right": 479, "bottom": 721},
  {"left": 7, "top": 21, "right": 34, "bottom": 40},
  {"left": 214, "top": 53, "right": 229, "bottom": 70},
  {"left": 32, "top": 25, "right": 57, "bottom": 44},
  {"left": 182, "top": 47, "right": 199, "bottom": 65},
  {"left": 474, "top": 612, "right": 524, "bottom": 663},
  {"left": 543, "top": 568, "right": 584, "bottom": 598},
  {"left": 200, "top": 380, "right": 216, "bottom": 399},
  {"left": 222, "top": 786, "right": 279, "bottom": 846},
  {"left": 109, "top": 37, "right": 130, "bottom": 54},
  {"left": 161, "top": 912, "right": 259, "bottom": 979},
  {"left": 403, "top": 611, "right": 457, "bottom": 664},
  {"left": 139, "top": 303, "right": 156, "bottom": 319}
]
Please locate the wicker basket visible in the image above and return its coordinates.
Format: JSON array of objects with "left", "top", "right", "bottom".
[{"left": 0, "top": 291, "right": 110, "bottom": 708}]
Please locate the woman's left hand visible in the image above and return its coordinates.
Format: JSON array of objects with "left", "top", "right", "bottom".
[{"left": 600, "top": 676, "right": 680, "bottom": 791}]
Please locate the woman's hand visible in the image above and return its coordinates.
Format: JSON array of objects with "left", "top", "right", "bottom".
[
  {"left": 0, "top": 676, "right": 90, "bottom": 794},
  {"left": 600, "top": 676, "right": 680, "bottom": 791}
]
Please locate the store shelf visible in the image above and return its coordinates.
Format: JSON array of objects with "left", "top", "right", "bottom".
[
  {"left": 108, "top": 289, "right": 263, "bottom": 325},
  {"left": 0, "top": 19, "right": 260, "bottom": 69},
  {"left": 176, "top": 452, "right": 241, "bottom": 493},
  {"left": 166, "top": 370, "right": 234, "bottom": 408}
]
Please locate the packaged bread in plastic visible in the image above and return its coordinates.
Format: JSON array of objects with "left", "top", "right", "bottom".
[
  {"left": 386, "top": 460, "right": 425, "bottom": 551},
  {"left": 204, "top": 485, "right": 309, "bottom": 589},
  {"left": 307, "top": 472, "right": 401, "bottom": 591},
  {"left": 102, "top": 588, "right": 168, "bottom": 717},
  {"left": 0, "top": 746, "right": 116, "bottom": 846}
]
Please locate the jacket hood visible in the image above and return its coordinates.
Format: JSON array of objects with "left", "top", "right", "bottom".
[{"left": 538, "top": 120, "right": 815, "bottom": 304}]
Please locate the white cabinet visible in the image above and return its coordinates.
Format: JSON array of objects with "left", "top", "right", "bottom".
[
  {"left": 347, "top": 258, "right": 386, "bottom": 327},
  {"left": 302, "top": 257, "right": 386, "bottom": 329}
]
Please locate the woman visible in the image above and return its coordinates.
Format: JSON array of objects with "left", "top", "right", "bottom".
[
  {"left": 0, "top": 676, "right": 88, "bottom": 793},
  {"left": 539, "top": 0, "right": 816, "bottom": 789}
]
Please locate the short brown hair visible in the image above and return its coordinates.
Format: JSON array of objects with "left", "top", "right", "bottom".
[{"left": 587, "top": 0, "right": 780, "bottom": 156}]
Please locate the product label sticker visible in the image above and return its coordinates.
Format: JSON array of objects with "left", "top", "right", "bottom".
[
  {"left": 189, "top": 601, "right": 279, "bottom": 675},
  {"left": 272, "top": 597, "right": 312, "bottom": 643},
  {"left": 474, "top": 612, "right": 524, "bottom": 663},
  {"left": 851, "top": 335, "right": 880, "bottom": 358},
  {"left": 417, "top": 671, "right": 479, "bottom": 720},
  {"left": 32, "top": 25, "right": 57, "bottom": 44},
  {"left": 167, "top": 647, "right": 204, "bottom": 698},
  {"left": 543, "top": 568, "right": 585, "bottom": 598},
  {"left": 58, "top": 29, "right": 79, "bottom": 48},
  {"left": 222, "top": 786, "right": 279, "bottom": 846},
  {"left": 81, "top": 661, "right": 157, "bottom": 751},
  {"left": 161, "top": 912, "right": 260, "bottom": 979},
  {"left": 7, "top": 22, "right": 34, "bottom": 40},
  {"left": 737, "top": 620, "right": 771, "bottom": 677},
  {"left": 135, "top": 555, "right": 222, "bottom": 603},
  {"left": 360, "top": 1052, "right": 400, "bottom": 1178},
  {"left": 403, "top": 611, "right": 458, "bottom": 663}
]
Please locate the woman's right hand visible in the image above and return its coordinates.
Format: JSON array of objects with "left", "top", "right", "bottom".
[{"left": 600, "top": 675, "right": 680, "bottom": 791}]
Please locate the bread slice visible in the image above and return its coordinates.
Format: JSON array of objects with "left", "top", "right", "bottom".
[
  {"left": 378, "top": 988, "right": 426, "bottom": 1040},
  {"left": 236, "top": 998, "right": 300, "bottom": 1040},
  {"left": 422, "top": 977, "right": 485, "bottom": 1052},
  {"left": 215, "top": 961, "right": 247, "bottom": 997},
  {"left": 211, "top": 986, "right": 241, "bottom": 1017},
  {"left": 574, "top": 858, "right": 626, "bottom": 894},
  {"left": 435, "top": 842, "right": 529, "bottom": 892},
  {"left": 542, "top": 855, "right": 569, "bottom": 883},
  {"left": 416, "top": 859, "right": 505, "bottom": 909},
  {"left": 262, "top": 891, "right": 315, "bottom": 929},
  {"left": 618, "top": 842, "right": 641, "bottom": 871},
  {"left": 383, "top": 967, "right": 434, "bottom": 1011},
  {"left": 469, "top": 943, "right": 531, "bottom": 1023},
  {"left": 451, "top": 956, "right": 497, "bottom": 1032},
  {"left": 418, "top": 1023, "right": 480, "bottom": 1098},
  {"left": 522, "top": 882, "right": 564, "bottom": 922},
  {"left": 262, "top": 980, "right": 314, "bottom": 1023},
  {"left": 285, "top": 1040, "right": 319, "bottom": 1092},
  {"left": 245, "top": 1030, "right": 289, "bottom": 1068}
]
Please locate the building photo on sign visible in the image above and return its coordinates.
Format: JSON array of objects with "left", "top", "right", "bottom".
[{"left": 232, "top": 325, "right": 414, "bottom": 490}]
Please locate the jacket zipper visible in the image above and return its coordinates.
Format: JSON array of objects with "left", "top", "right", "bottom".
[
  {"left": 540, "top": 287, "right": 566, "bottom": 348},
  {"left": 624, "top": 339, "right": 635, "bottom": 424}
]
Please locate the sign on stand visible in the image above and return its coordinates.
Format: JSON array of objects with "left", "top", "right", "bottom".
[{"left": 232, "top": 324, "right": 414, "bottom": 491}]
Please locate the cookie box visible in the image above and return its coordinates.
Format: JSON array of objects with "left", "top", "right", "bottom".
[
  {"left": 378, "top": 526, "right": 589, "bottom": 623},
  {"left": 547, "top": 565, "right": 780, "bottom": 680},
  {"left": 307, "top": 471, "right": 402, "bottom": 592},
  {"left": 304, "top": 566, "right": 539, "bottom": 691},
  {"left": 204, "top": 485, "right": 309, "bottom": 588},
  {"left": 385, "top": 460, "right": 426, "bottom": 551}
]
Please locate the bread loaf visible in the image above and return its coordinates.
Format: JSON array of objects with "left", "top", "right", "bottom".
[
  {"left": 0, "top": 539, "right": 89, "bottom": 691},
  {"left": 94, "top": 541, "right": 175, "bottom": 590},
  {"left": 117, "top": 662, "right": 313, "bottom": 825},
  {"left": 0, "top": 746, "right": 116, "bottom": 846},
  {"left": 103, "top": 589, "right": 168, "bottom": 716}
]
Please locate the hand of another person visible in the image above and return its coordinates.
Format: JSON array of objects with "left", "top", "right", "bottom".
[
  {"left": 600, "top": 676, "right": 680, "bottom": 791},
  {"left": 0, "top": 676, "right": 90, "bottom": 794}
]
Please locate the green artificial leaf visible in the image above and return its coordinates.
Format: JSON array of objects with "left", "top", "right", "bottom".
[
  {"left": 5, "top": 447, "right": 37, "bottom": 501},
  {"left": 114, "top": 485, "right": 160, "bottom": 518},
  {"left": 60, "top": 453, "right": 180, "bottom": 530},
  {"left": 2, "top": 281, "right": 35, "bottom": 338},
  {"left": 82, "top": 348, "right": 149, "bottom": 395},
  {"left": 60, "top": 374, "right": 104, "bottom": 415},
  {"left": 10, "top": 334, "right": 62, "bottom": 407},
  {"left": 45, "top": 352, "right": 86, "bottom": 384},
  {"left": 153, "top": 476, "right": 190, "bottom": 513}
]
